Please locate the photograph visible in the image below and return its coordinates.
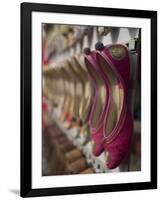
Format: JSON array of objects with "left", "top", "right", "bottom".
[
  {"left": 42, "top": 24, "right": 141, "bottom": 175},
  {"left": 20, "top": 3, "right": 157, "bottom": 197}
]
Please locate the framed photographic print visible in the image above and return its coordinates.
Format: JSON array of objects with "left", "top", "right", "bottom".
[{"left": 20, "top": 2, "right": 157, "bottom": 197}]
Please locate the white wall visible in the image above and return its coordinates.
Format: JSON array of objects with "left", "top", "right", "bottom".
[{"left": 0, "top": 0, "right": 160, "bottom": 199}]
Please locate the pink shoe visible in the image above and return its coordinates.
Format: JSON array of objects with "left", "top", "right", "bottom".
[
  {"left": 84, "top": 48, "right": 110, "bottom": 156},
  {"left": 96, "top": 43, "right": 133, "bottom": 169}
]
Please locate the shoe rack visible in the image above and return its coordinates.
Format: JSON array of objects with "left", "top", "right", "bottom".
[{"left": 42, "top": 25, "right": 141, "bottom": 175}]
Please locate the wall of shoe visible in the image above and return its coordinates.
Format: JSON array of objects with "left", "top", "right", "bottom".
[{"left": 42, "top": 24, "right": 141, "bottom": 176}]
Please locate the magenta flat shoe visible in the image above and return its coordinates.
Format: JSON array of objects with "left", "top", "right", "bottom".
[
  {"left": 84, "top": 48, "right": 110, "bottom": 156},
  {"left": 96, "top": 43, "right": 133, "bottom": 169}
]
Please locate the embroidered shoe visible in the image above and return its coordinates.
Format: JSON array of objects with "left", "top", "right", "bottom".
[{"left": 96, "top": 43, "right": 133, "bottom": 169}]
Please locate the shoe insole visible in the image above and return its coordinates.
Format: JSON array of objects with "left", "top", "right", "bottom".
[
  {"left": 63, "top": 63, "right": 76, "bottom": 118},
  {"left": 61, "top": 81, "right": 72, "bottom": 116},
  {"left": 57, "top": 78, "right": 65, "bottom": 107},
  {"left": 64, "top": 81, "right": 74, "bottom": 117},
  {"left": 61, "top": 79, "right": 69, "bottom": 109},
  {"left": 43, "top": 68, "right": 59, "bottom": 103},
  {"left": 98, "top": 55, "right": 124, "bottom": 136},
  {"left": 85, "top": 59, "right": 106, "bottom": 128},
  {"left": 72, "top": 57, "right": 93, "bottom": 122},
  {"left": 74, "top": 81, "right": 84, "bottom": 118},
  {"left": 65, "top": 60, "right": 85, "bottom": 120},
  {"left": 59, "top": 68, "right": 71, "bottom": 110},
  {"left": 69, "top": 60, "right": 86, "bottom": 119},
  {"left": 79, "top": 81, "right": 94, "bottom": 122},
  {"left": 45, "top": 77, "right": 55, "bottom": 102}
]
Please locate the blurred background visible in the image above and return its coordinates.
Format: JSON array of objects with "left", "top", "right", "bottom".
[{"left": 42, "top": 24, "right": 141, "bottom": 176}]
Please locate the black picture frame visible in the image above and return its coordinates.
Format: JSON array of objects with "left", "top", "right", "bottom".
[{"left": 20, "top": 2, "right": 157, "bottom": 197}]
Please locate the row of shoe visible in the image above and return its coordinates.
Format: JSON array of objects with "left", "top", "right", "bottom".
[
  {"left": 43, "top": 42, "right": 133, "bottom": 169},
  {"left": 43, "top": 53, "right": 92, "bottom": 134}
]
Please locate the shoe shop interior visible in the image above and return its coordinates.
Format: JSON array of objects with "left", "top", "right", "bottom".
[{"left": 42, "top": 24, "right": 141, "bottom": 176}]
